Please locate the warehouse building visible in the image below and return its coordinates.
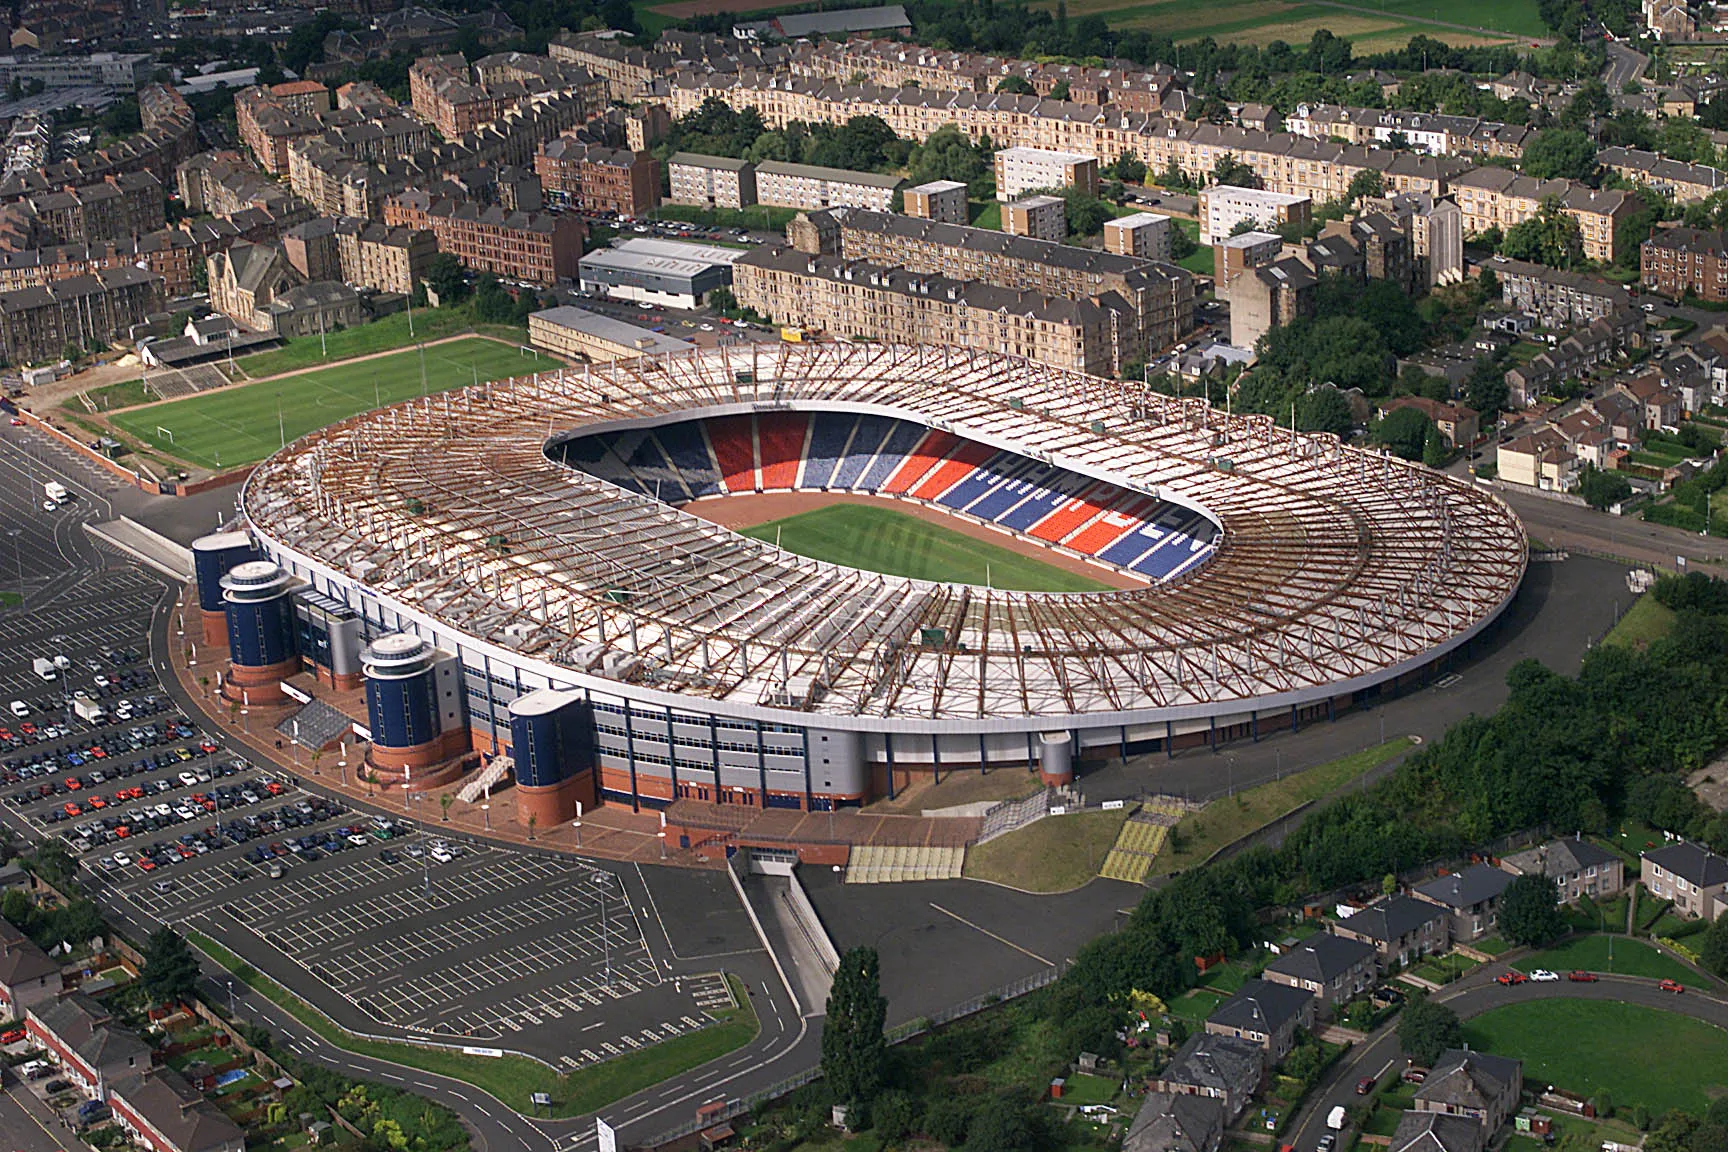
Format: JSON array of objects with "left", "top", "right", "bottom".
[
  {"left": 529, "top": 305, "right": 695, "bottom": 362},
  {"left": 577, "top": 237, "right": 743, "bottom": 308}
]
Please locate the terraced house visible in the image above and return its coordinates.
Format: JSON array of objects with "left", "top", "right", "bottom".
[
  {"left": 384, "top": 190, "right": 584, "bottom": 285},
  {"left": 1450, "top": 170, "right": 1639, "bottom": 262},
  {"left": 0, "top": 265, "right": 162, "bottom": 365}
]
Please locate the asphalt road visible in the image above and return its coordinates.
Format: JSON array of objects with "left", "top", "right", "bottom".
[
  {"left": 1497, "top": 484, "right": 1728, "bottom": 569},
  {"left": 1604, "top": 43, "right": 1650, "bottom": 92},
  {"left": 1285, "top": 967, "right": 1728, "bottom": 1152}
]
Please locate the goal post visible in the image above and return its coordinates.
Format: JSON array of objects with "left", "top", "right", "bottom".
[{"left": 156, "top": 427, "right": 174, "bottom": 444}]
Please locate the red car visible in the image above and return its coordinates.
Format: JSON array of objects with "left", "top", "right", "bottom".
[
  {"left": 1660, "top": 979, "right": 1685, "bottom": 993},
  {"left": 1567, "top": 971, "right": 1598, "bottom": 983},
  {"left": 0, "top": 1027, "right": 25, "bottom": 1043},
  {"left": 1495, "top": 971, "right": 1528, "bottom": 986},
  {"left": 1356, "top": 1077, "right": 1376, "bottom": 1095}
]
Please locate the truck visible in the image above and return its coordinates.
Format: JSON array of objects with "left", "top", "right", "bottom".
[
  {"left": 1327, "top": 1106, "right": 1349, "bottom": 1132},
  {"left": 32, "top": 657, "right": 56, "bottom": 681},
  {"left": 43, "top": 481, "right": 67, "bottom": 503},
  {"left": 73, "top": 696, "right": 106, "bottom": 724}
]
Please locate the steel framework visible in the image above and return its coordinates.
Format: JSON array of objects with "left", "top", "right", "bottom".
[{"left": 242, "top": 343, "right": 1527, "bottom": 723}]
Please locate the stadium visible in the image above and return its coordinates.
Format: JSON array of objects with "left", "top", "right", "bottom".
[{"left": 232, "top": 342, "right": 1527, "bottom": 816}]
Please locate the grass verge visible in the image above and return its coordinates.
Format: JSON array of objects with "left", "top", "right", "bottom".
[
  {"left": 1602, "top": 595, "right": 1675, "bottom": 651},
  {"left": 78, "top": 378, "right": 154, "bottom": 412},
  {"left": 185, "top": 929, "right": 759, "bottom": 1117},
  {"left": 1153, "top": 738, "right": 1414, "bottom": 875},
  {"left": 233, "top": 305, "right": 517, "bottom": 379},
  {"left": 1511, "top": 933, "right": 1696, "bottom": 982},
  {"left": 111, "top": 337, "right": 543, "bottom": 470},
  {"left": 738, "top": 503, "right": 1112, "bottom": 592},
  {"left": 1461, "top": 999, "right": 1728, "bottom": 1114},
  {"left": 963, "top": 808, "right": 1131, "bottom": 891}
]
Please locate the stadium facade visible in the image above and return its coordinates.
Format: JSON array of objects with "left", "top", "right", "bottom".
[{"left": 215, "top": 343, "right": 1527, "bottom": 827}]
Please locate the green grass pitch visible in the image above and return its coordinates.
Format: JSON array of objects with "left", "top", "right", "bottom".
[
  {"left": 736, "top": 504, "right": 1112, "bottom": 592},
  {"left": 112, "top": 337, "right": 545, "bottom": 470}
]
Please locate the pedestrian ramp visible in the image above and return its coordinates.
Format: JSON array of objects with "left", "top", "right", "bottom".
[
  {"left": 457, "top": 754, "right": 511, "bottom": 802},
  {"left": 844, "top": 844, "right": 965, "bottom": 883}
]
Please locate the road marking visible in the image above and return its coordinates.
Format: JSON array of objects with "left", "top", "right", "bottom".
[{"left": 928, "top": 902, "right": 1054, "bottom": 966}]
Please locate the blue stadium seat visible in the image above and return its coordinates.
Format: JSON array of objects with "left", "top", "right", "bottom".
[
  {"left": 831, "top": 415, "right": 895, "bottom": 490},
  {"left": 654, "top": 422, "right": 722, "bottom": 498},
  {"left": 856, "top": 421, "right": 926, "bottom": 492},
  {"left": 803, "top": 412, "right": 857, "bottom": 489}
]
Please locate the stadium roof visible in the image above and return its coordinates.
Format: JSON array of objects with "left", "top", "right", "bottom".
[{"left": 243, "top": 344, "right": 1525, "bottom": 726}]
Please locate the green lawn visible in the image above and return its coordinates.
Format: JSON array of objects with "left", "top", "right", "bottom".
[
  {"left": 738, "top": 503, "right": 1112, "bottom": 592},
  {"left": 963, "top": 808, "right": 1132, "bottom": 891},
  {"left": 76, "top": 378, "right": 155, "bottom": 412},
  {"left": 1046, "top": 0, "right": 1534, "bottom": 45},
  {"left": 111, "top": 337, "right": 542, "bottom": 470},
  {"left": 652, "top": 203, "right": 798, "bottom": 232},
  {"left": 186, "top": 930, "right": 758, "bottom": 1117},
  {"left": 1153, "top": 738, "right": 1414, "bottom": 874},
  {"left": 970, "top": 200, "right": 1003, "bottom": 231},
  {"left": 233, "top": 305, "right": 525, "bottom": 379},
  {"left": 1602, "top": 594, "right": 1676, "bottom": 651},
  {"left": 1173, "top": 219, "right": 1215, "bottom": 277},
  {"left": 1511, "top": 933, "right": 1696, "bottom": 981},
  {"left": 1462, "top": 1000, "right": 1728, "bottom": 1114}
]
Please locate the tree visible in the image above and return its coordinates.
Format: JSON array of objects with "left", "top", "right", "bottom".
[
  {"left": 905, "top": 123, "right": 993, "bottom": 198},
  {"left": 1465, "top": 356, "right": 1508, "bottom": 415},
  {"left": 1346, "top": 168, "right": 1385, "bottom": 205},
  {"left": 1501, "top": 200, "right": 1584, "bottom": 268},
  {"left": 1521, "top": 129, "right": 1599, "bottom": 181},
  {"left": 1373, "top": 406, "right": 1434, "bottom": 461},
  {"left": 423, "top": 253, "right": 468, "bottom": 303},
  {"left": 1578, "top": 465, "right": 1633, "bottom": 511},
  {"left": 1049, "top": 80, "right": 1071, "bottom": 101},
  {"left": 1397, "top": 994, "right": 1463, "bottom": 1066},
  {"left": 1211, "top": 156, "right": 1259, "bottom": 189},
  {"left": 995, "top": 75, "right": 1034, "bottom": 95},
  {"left": 822, "top": 946, "right": 888, "bottom": 1110},
  {"left": 1703, "top": 911, "right": 1728, "bottom": 977},
  {"left": 1498, "top": 873, "right": 1567, "bottom": 946},
  {"left": 440, "top": 793, "right": 453, "bottom": 822},
  {"left": 473, "top": 274, "right": 516, "bottom": 323},
  {"left": 1109, "top": 152, "right": 1147, "bottom": 184},
  {"left": 141, "top": 926, "right": 200, "bottom": 1006},
  {"left": 872, "top": 1090, "right": 919, "bottom": 1143}
]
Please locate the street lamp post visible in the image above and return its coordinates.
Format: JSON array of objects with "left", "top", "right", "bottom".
[
  {"left": 593, "top": 875, "right": 611, "bottom": 990},
  {"left": 7, "top": 528, "right": 21, "bottom": 608},
  {"left": 240, "top": 708, "right": 249, "bottom": 735},
  {"left": 482, "top": 803, "right": 490, "bottom": 831}
]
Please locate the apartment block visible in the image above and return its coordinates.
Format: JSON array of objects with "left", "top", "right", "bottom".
[
  {"left": 535, "top": 138, "right": 660, "bottom": 217},
  {"left": 1199, "top": 186, "right": 1311, "bottom": 246},
  {"left": 282, "top": 216, "right": 437, "bottom": 296},
  {"left": 1283, "top": 104, "right": 1533, "bottom": 160},
  {"left": 790, "top": 206, "right": 1192, "bottom": 354},
  {"left": 235, "top": 86, "right": 324, "bottom": 175},
  {"left": 667, "top": 152, "right": 758, "bottom": 210},
  {"left": 994, "top": 146, "right": 1099, "bottom": 201},
  {"left": 384, "top": 191, "right": 585, "bottom": 285},
  {"left": 1599, "top": 147, "right": 1726, "bottom": 205},
  {"left": 904, "top": 179, "right": 968, "bottom": 224},
  {"left": 755, "top": 160, "right": 902, "bottom": 211},
  {"left": 0, "top": 266, "right": 162, "bottom": 365},
  {"left": 1451, "top": 169, "right": 1639, "bottom": 263},
  {"left": 411, "top": 52, "right": 599, "bottom": 141},
  {"left": 26, "top": 173, "right": 165, "bottom": 246},
  {"left": 1104, "top": 212, "right": 1172, "bottom": 260},
  {"left": 1003, "top": 195, "right": 1066, "bottom": 242},
  {"left": 1213, "top": 230, "right": 1282, "bottom": 300},
  {"left": 1641, "top": 841, "right": 1728, "bottom": 919},
  {"left": 734, "top": 246, "right": 1136, "bottom": 376},
  {"left": 1229, "top": 258, "right": 1316, "bottom": 350},
  {"left": 1642, "top": 227, "right": 1728, "bottom": 303}
]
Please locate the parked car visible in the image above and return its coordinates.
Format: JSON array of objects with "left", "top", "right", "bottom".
[
  {"left": 1356, "top": 1077, "right": 1376, "bottom": 1095},
  {"left": 1529, "top": 969, "right": 1560, "bottom": 982},
  {"left": 1567, "top": 970, "right": 1598, "bottom": 983},
  {"left": 1495, "top": 971, "right": 1528, "bottom": 986},
  {"left": 1659, "top": 979, "right": 1685, "bottom": 993}
]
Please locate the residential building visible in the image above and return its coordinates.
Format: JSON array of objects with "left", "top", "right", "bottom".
[
  {"left": 109, "top": 1066, "right": 246, "bottom": 1152},
  {"left": 733, "top": 246, "right": 1139, "bottom": 376},
  {"left": 528, "top": 305, "right": 695, "bottom": 362},
  {"left": 1003, "top": 195, "right": 1067, "bottom": 242},
  {"left": 1150, "top": 1033, "right": 1266, "bottom": 1121},
  {"left": 1213, "top": 230, "right": 1282, "bottom": 300},
  {"left": 0, "top": 53, "right": 150, "bottom": 92},
  {"left": 1389, "top": 1111, "right": 1488, "bottom": 1152},
  {"left": 384, "top": 192, "right": 585, "bottom": 286},
  {"left": 1362, "top": 193, "right": 1462, "bottom": 287},
  {"left": 24, "top": 994, "right": 152, "bottom": 1101},
  {"left": 1283, "top": 104, "right": 1533, "bottom": 160},
  {"left": 789, "top": 207, "right": 1193, "bottom": 356},
  {"left": 1103, "top": 213, "right": 1173, "bottom": 261},
  {"left": 1199, "top": 186, "right": 1310, "bottom": 246},
  {"left": 1381, "top": 396, "right": 1480, "bottom": 447},
  {"left": 235, "top": 87, "right": 324, "bottom": 176},
  {"left": 1641, "top": 840, "right": 1728, "bottom": 919},
  {"left": 754, "top": 160, "right": 902, "bottom": 212},
  {"left": 1501, "top": 838, "right": 1624, "bottom": 903},
  {"left": 1261, "top": 932, "right": 1377, "bottom": 1009},
  {"left": 411, "top": 52, "right": 599, "bottom": 142},
  {"left": 281, "top": 217, "right": 436, "bottom": 296},
  {"left": 1619, "top": 370, "right": 1684, "bottom": 429},
  {"left": 1413, "top": 863, "right": 1514, "bottom": 941},
  {"left": 0, "top": 917, "right": 58, "bottom": 1018},
  {"left": 1415, "top": 1050, "right": 1523, "bottom": 1131},
  {"left": 904, "top": 179, "right": 968, "bottom": 225},
  {"left": 0, "top": 266, "right": 162, "bottom": 366},
  {"left": 1330, "top": 895, "right": 1450, "bottom": 967},
  {"left": 535, "top": 139, "right": 659, "bottom": 217},
  {"left": 1494, "top": 258, "right": 1632, "bottom": 327},
  {"left": 1645, "top": 0, "right": 1697, "bottom": 39},
  {"left": 1203, "top": 979, "right": 1316, "bottom": 1060},
  {"left": 1229, "top": 258, "right": 1316, "bottom": 350},
  {"left": 1599, "top": 147, "right": 1726, "bottom": 204},
  {"left": 579, "top": 236, "right": 744, "bottom": 308},
  {"left": 1643, "top": 227, "right": 1728, "bottom": 303},
  {"left": 667, "top": 153, "right": 758, "bottom": 210},
  {"left": 1451, "top": 170, "right": 1639, "bottom": 263},
  {"left": 1122, "top": 1092, "right": 1226, "bottom": 1152},
  {"left": 993, "top": 146, "right": 1099, "bottom": 201}
]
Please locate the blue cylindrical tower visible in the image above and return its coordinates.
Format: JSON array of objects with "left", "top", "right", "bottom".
[
  {"left": 192, "top": 532, "right": 257, "bottom": 647},
  {"left": 507, "top": 689, "right": 595, "bottom": 826},
  {"left": 363, "top": 633, "right": 441, "bottom": 752},
  {"left": 220, "top": 559, "right": 298, "bottom": 704}
]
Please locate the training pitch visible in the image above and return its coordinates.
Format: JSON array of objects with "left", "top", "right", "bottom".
[
  {"left": 111, "top": 337, "right": 544, "bottom": 470},
  {"left": 736, "top": 503, "right": 1113, "bottom": 592}
]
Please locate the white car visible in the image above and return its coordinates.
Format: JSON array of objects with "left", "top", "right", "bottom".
[
  {"left": 8, "top": 700, "right": 27, "bottom": 717},
  {"left": 112, "top": 851, "right": 132, "bottom": 867},
  {"left": 1529, "top": 969, "right": 1560, "bottom": 982},
  {"left": 178, "top": 771, "right": 198, "bottom": 788},
  {"left": 429, "top": 846, "right": 453, "bottom": 864}
]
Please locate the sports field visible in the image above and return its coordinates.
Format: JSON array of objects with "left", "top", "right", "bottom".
[
  {"left": 736, "top": 504, "right": 1112, "bottom": 592},
  {"left": 111, "top": 338, "right": 542, "bottom": 470},
  {"left": 1040, "top": 0, "right": 1535, "bottom": 46}
]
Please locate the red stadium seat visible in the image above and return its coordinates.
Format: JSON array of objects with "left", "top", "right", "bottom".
[
  {"left": 910, "top": 440, "right": 995, "bottom": 501},
  {"left": 706, "top": 415, "right": 756, "bottom": 493},
  {"left": 756, "top": 413, "right": 810, "bottom": 491},
  {"left": 882, "top": 430, "right": 960, "bottom": 495},
  {"left": 1029, "top": 484, "right": 1112, "bottom": 543}
]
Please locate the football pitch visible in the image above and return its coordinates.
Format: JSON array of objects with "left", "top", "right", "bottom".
[
  {"left": 111, "top": 337, "right": 544, "bottom": 470},
  {"left": 736, "top": 504, "right": 1112, "bottom": 592}
]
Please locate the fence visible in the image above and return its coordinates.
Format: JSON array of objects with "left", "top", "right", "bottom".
[{"left": 643, "top": 966, "right": 1061, "bottom": 1147}]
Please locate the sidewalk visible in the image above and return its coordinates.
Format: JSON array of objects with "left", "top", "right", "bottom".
[{"left": 164, "top": 590, "right": 719, "bottom": 869}]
